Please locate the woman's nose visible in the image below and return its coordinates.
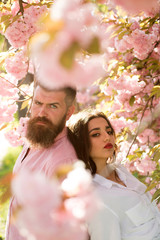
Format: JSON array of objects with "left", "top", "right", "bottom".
[{"left": 103, "top": 131, "right": 109, "bottom": 141}]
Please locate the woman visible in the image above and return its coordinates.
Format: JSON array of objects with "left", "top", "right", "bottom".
[{"left": 67, "top": 109, "right": 160, "bottom": 240}]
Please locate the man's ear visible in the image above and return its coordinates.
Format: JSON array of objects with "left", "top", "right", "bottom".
[{"left": 66, "top": 105, "right": 75, "bottom": 120}]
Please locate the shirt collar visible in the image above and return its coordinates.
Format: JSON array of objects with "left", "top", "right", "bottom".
[
  {"left": 93, "top": 164, "right": 127, "bottom": 189},
  {"left": 93, "top": 174, "right": 113, "bottom": 189}
]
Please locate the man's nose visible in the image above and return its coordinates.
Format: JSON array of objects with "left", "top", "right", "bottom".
[{"left": 38, "top": 106, "right": 47, "bottom": 117}]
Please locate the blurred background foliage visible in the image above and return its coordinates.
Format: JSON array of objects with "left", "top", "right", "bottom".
[{"left": 0, "top": 146, "right": 22, "bottom": 239}]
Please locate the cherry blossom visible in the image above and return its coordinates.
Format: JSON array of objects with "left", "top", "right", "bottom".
[
  {"left": 111, "top": 0, "right": 160, "bottom": 14},
  {"left": 5, "top": 5, "right": 48, "bottom": 48},
  {"left": 11, "top": 162, "right": 99, "bottom": 240}
]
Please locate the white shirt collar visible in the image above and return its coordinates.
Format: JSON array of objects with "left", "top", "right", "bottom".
[{"left": 93, "top": 164, "right": 146, "bottom": 193}]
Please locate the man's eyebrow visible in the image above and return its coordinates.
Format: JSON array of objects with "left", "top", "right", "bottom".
[
  {"left": 89, "top": 126, "right": 111, "bottom": 133},
  {"left": 48, "top": 102, "right": 60, "bottom": 105}
]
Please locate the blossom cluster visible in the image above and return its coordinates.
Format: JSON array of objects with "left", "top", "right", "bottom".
[
  {"left": 11, "top": 161, "right": 100, "bottom": 240},
  {"left": 111, "top": 0, "right": 160, "bottom": 15},
  {"left": 5, "top": 5, "right": 47, "bottom": 48},
  {"left": 0, "top": 0, "right": 160, "bottom": 211},
  {"left": 31, "top": 0, "right": 107, "bottom": 90}
]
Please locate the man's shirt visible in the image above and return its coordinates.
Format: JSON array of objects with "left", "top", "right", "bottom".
[{"left": 6, "top": 127, "right": 77, "bottom": 240}]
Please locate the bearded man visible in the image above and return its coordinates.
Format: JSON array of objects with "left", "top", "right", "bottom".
[{"left": 6, "top": 82, "right": 77, "bottom": 240}]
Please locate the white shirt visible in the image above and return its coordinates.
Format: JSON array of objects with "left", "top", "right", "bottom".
[{"left": 88, "top": 164, "right": 160, "bottom": 240}]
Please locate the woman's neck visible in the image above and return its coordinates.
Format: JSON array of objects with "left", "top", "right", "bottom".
[
  {"left": 97, "top": 164, "right": 126, "bottom": 187},
  {"left": 97, "top": 163, "right": 116, "bottom": 179}
]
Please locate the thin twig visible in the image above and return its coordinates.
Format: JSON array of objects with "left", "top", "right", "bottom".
[
  {"left": 17, "top": 0, "right": 28, "bottom": 15},
  {"left": 0, "top": 75, "right": 32, "bottom": 98},
  {"left": 126, "top": 97, "right": 152, "bottom": 157}
]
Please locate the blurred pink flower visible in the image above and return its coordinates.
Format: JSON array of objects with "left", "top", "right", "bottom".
[
  {"left": 31, "top": 0, "right": 108, "bottom": 90},
  {"left": 61, "top": 163, "right": 92, "bottom": 197},
  {"left": 5, "top": 129, "right": 24, "bottom": 147},
  {"left": 12, "top": 170, "right": 62, "bottom": 210},
  {"left": 111, "top": 0, "right": 160, "bottom": 14},
  {"left": 0, "top": 103, "right": 18, "bottom": 125},
  {"left": 11, "top": 162, "right": 99, "bottom": 240},
  {"left": 76, "top": 91, "right": 91, "bottom": 104},
  {"left": 5, "top": 48, "right": 29, "bottom": 81}
]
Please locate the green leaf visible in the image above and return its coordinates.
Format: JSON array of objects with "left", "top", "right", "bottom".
[
  {"left": 0, "top": 14, "right": 12, "bottom": 23},
  {"left": 129, "top": 96, "right": 135, "bottom": 106},
  {"left": 127, "top": 154, "right": 137, "bottom": 161},
  {"left": 98, "top": 4, "right": 108, "bottom": 14},
  {"left": 145, "top": 182, "right": 158, "bottom": 192},
  {"left": 149, "top": 144, "right": 160, "bottom": 156},
  {"left": 59, "top": 42, "right": 79, "bottom": 70},
  {"left": 151, "top": 189, "right": 160, "bottom": 202},
  {"left": 87, "top": 36, "right": 100, "bottom": 54},
  {"left": 150, "top": 86, "right": 160, "bottom": 98},
  {"left": 153, "top": 151, "right": 160, "bottom": 163},
  {"left": 20, "top": 99, "right": 30, "bottom": 110}
]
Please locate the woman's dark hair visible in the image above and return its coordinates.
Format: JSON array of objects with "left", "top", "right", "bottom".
[{"left": 67, "top": 109, "right": 116, "bottom": 176}]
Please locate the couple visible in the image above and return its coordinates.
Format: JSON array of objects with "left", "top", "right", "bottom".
[{"left": 6, "top": 83, "right": 160, "bottom": 240}]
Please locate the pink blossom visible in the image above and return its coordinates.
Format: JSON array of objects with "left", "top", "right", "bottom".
[
  {"left": 134, "top": 155, "right": 156, "bottom": 175},
  {"left": 5, "top": 129, "right": 24, "bottom": 147},
  {"left": 111, "top": 117, "right": 137, "bottom": 133},
  {"left": 0, "top": 76, "right": 18, "bottom": 97},
  {"left": 11, "top": 164, "right": 98, "bottom": 240},
  {"left": 61, "top": 162, "right": 92, "bottom": 196},
  {"left": 5, "top": 48, "right": 29, "bottom": 81},
  {"left": 115, "top": 29, "right": 158, "bottom": 60},
  {"left": 111, "top": 0, "right": 160, "bottom": 14},
  {"left": 76, "top": 91, "right": 91, "bottom": 104},
  {"left": 12, "top": 170, "right": 62, "bottom": 210},
  {"left": 5, "top": 5, "right": 47, "bottom": 48},
  {"left": 17, "top": 117, "right": 29, "bottom": 138},
  {"left": 34, "top": 46, "right": 106, "bottom": 90},
  {"left": 64, "top": 189, "right": 100, "bottom": 221},
  {"left": 137, "top": 129, "right": 160, "bottom": 145},
  {"left": 0, "top": 103, "right": 18, "bottom": 125},
  {"left": 31, "top": 1, "right": 108, "bottom": 90}
]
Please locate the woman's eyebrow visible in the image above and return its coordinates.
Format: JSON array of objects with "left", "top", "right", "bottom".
[{"left": 89, "top": 126, "right": 110, "bottom": 133}]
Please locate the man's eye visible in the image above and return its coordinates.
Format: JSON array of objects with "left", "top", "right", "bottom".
[
  {"left": 50, "top": 104, "right": 57, "bottom": 109},
  {"left": 35, "top": 101, "right": 41, "bottom": 105}
]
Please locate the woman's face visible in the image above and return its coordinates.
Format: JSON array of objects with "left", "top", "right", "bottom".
[{"left": 88, "top": 117, "right": 116, "bottom": 164}]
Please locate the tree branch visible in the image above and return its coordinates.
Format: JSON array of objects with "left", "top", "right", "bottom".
[
  {"left": 126, "top": 97, "right": 152, "bottom": 157},
  {"left": 17, "top": 0, "right": 28, "bottom": 15}
]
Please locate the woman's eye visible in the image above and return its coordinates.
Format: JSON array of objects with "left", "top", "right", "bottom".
[
  {"left": 91, "top": 133, "right": 100, "bottom": 137},
  {"left": 107, "top": 131, "right": 113, "bottom": 135}
]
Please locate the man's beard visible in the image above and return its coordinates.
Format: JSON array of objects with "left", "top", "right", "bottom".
[{"left": 26, "top": 115, "right": 66, "bottom": 149}]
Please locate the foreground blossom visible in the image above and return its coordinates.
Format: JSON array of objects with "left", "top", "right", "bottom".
[
  {"left": 111, "top": 0, "right": 160, "bottom": 14},
  {"left": 11, "top": 162, "right": 100, "bottom": 240},
  {"left": 31, "top": 0, "right": 107, "bottom": 90}
]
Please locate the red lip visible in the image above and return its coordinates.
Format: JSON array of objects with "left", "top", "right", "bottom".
[{"left": 104, "top": 143, "right": 113, "bottom": 149}]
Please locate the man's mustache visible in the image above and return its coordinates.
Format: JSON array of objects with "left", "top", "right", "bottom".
[{"left": 31, "top": 116, "right": 52, "bottom": 125}]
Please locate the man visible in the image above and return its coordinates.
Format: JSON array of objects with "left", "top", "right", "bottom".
[{"left": 6, "top": 82, "right": 77, "bottom": 240}]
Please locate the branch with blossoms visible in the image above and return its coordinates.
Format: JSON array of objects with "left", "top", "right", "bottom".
[{"left": 0, "top": 0, "right": 160, "bottom": 211}]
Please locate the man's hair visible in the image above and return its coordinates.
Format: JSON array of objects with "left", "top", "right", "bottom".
[{"left": 34, "top": 80, "right": 76, "bottom": 107}]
